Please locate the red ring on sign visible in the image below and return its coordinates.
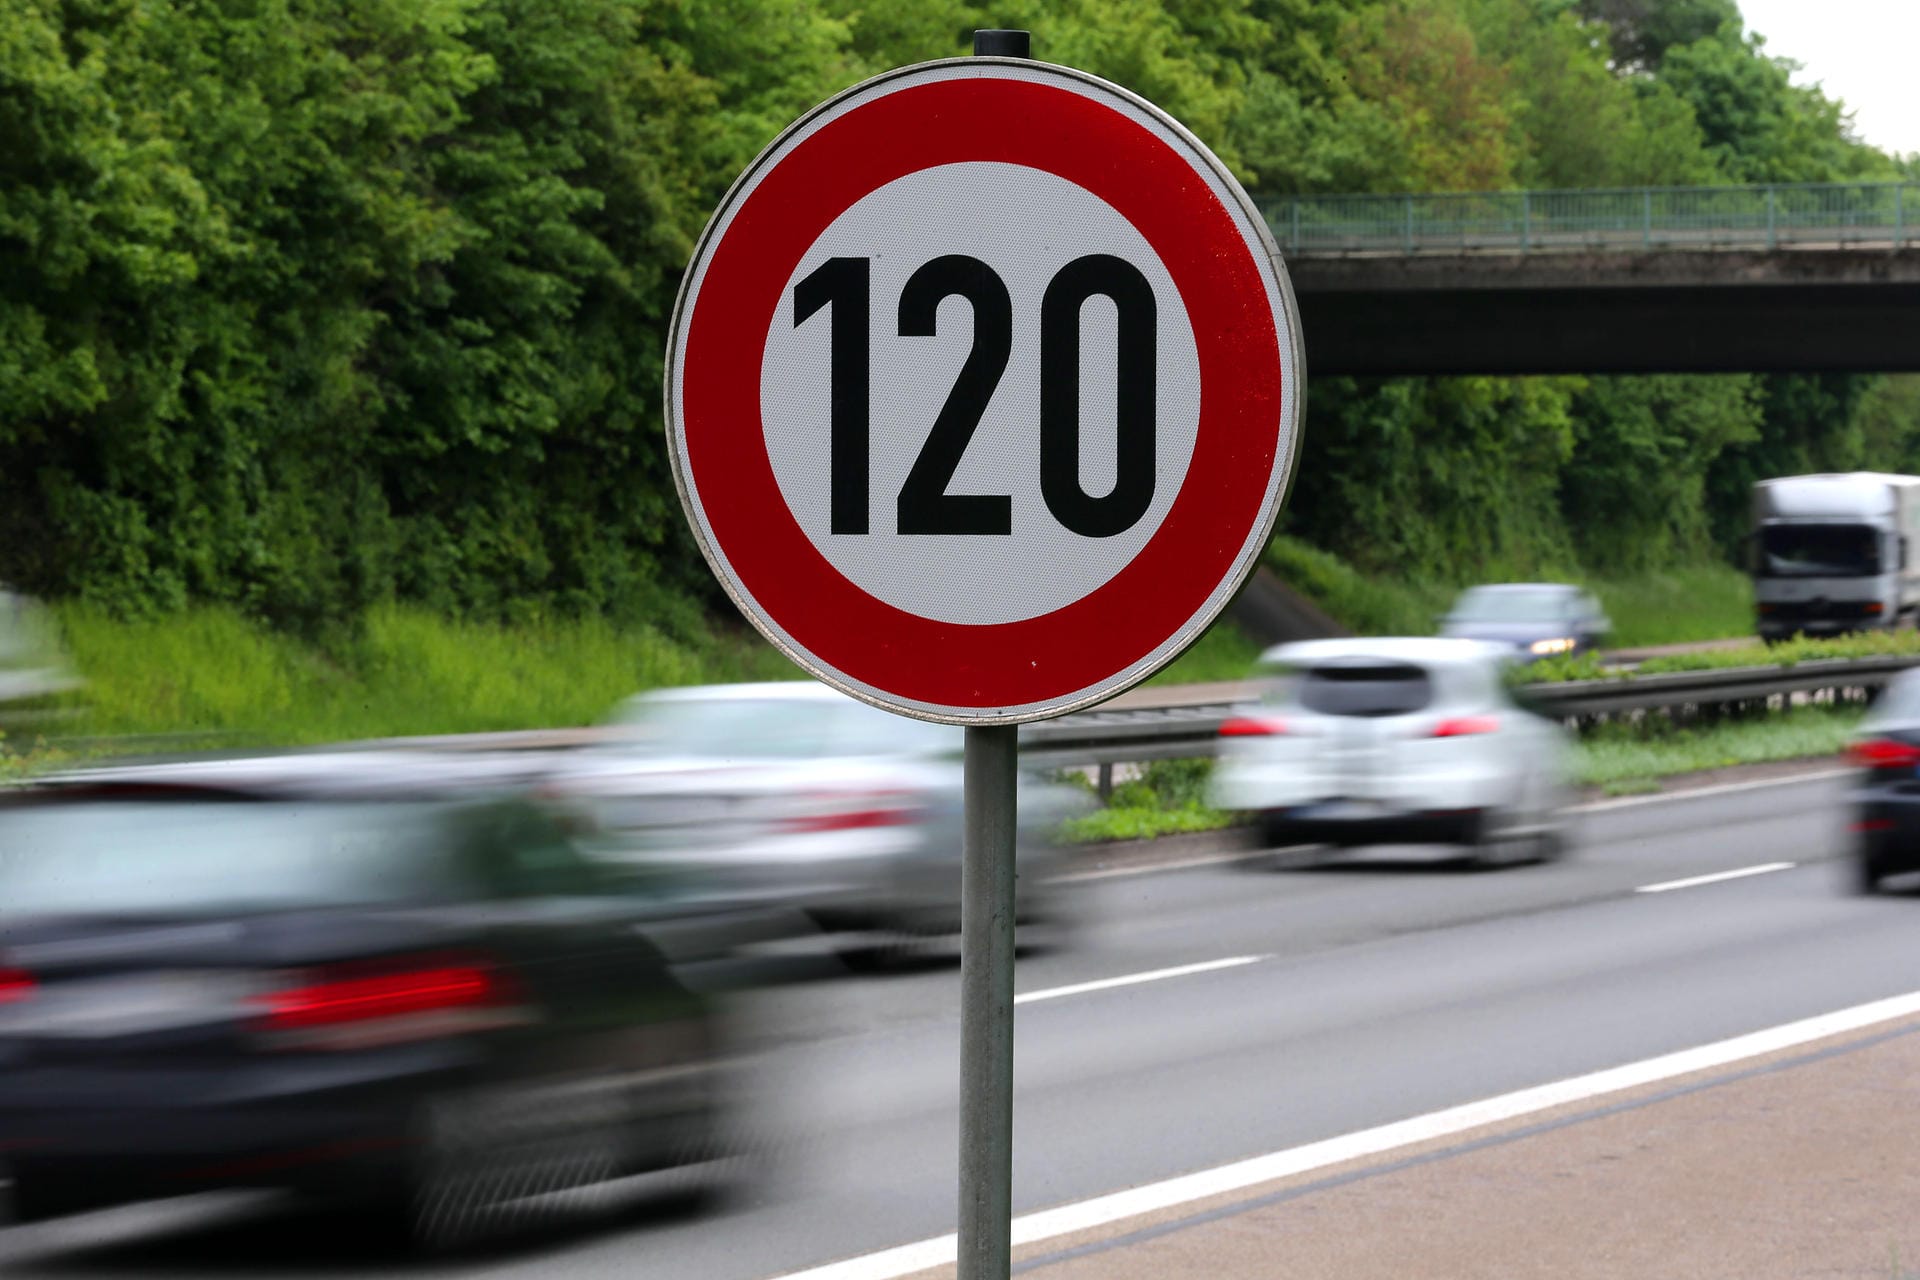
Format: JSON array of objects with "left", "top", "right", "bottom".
[{"left": 681, "top": 73, "right": 1283, "bottom": 711}]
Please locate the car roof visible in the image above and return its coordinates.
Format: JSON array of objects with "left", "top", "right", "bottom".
[
  {"left": 1455, "top": 582, "right": 1579, "bottom": 595},
  {"left": 16, "top": 750, "right": 549, "bottom": 802},
  {"left": 1256, "top": 636, "right": 1513, "bottom": 667}
]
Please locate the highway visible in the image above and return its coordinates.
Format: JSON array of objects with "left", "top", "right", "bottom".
[{"left": 4, "top": 766, "right": 1913, "bottom": 1278}]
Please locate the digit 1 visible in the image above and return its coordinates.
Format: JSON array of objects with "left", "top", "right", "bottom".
[{"left": 794, "top": 256, "right": 871, "bottom": 535}]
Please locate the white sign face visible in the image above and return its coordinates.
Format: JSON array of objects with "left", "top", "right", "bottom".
[{"left": 667, "top": 59, "right": 1303, "bottom": 724}]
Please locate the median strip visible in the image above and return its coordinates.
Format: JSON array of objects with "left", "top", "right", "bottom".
[
  {"left": 1634, "top": 862, "right": 1796, "bottom": 894},
  {"left": 1013, "top": 956, "right": 1268, "bottom": 1006}
]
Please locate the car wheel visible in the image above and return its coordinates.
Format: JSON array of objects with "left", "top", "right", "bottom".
[
  {"left": 1465, "top": 809, "right": 1533, "bottom": 869},
  {"left": 1855, "top": 853, "right": 1887, "bottom": 895}
]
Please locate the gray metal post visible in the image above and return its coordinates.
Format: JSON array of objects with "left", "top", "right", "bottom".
[
  {"left": 959, "top": 723, "right": 1018, "bottom": 1280},
  {"left": 958, "top": 40, "right": 1024, "bottom": 1280}
]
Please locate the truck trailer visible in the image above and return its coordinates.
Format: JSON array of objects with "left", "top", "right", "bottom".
[{"left": 1751, "top": 472, "right": 1920, "bottom": 641}]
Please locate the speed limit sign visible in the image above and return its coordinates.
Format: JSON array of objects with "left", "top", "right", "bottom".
[{"left": 666, "top": 57, "right": 1303, "bottom": 724}]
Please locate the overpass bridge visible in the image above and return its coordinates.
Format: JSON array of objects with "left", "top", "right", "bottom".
[{"left": 1267, "top": 181, "right": 1920, "bottom": 375}]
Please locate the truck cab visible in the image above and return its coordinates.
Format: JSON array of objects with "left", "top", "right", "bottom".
[{"left": 1752, "top": 473, "right": 1920, "bottom": 642}]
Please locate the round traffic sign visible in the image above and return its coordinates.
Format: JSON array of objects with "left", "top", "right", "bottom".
[{"left": 666, "top": 57, "right": 1303, "bottom": 724}]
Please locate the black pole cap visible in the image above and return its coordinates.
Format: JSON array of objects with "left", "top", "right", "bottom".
[{"left": 972, "top": 29, "right": 1031, "bottom": 58}]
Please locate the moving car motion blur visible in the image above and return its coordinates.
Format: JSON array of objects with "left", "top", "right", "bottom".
[
  {"left": 1437, "top": 582, "right": 1610, "bottom": 661},
  {"left": 550, "top": 682, "right": 1094, "bottom": 955},
  {"left": 0, "top": 754, "right": 736, "bottom": 1245},
  {"left": 1211, "top": 638, "right": 1571, "bottom": 868},
  {"left": 1848, "top": 669, "right": 1920, "bottom": 893}
]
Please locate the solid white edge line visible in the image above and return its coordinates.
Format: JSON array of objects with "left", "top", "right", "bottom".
[
  {"left": 1573, "top": 767, "right": 1848, "bottom": 813},
  {"left": 1013, "top": 955, "right": 1267, "bottom": 1006},
  {"left": 1635, "top": 861, "right": 1797, "bottom": 894},
  {"left": 761, "top": 987, "right": 1920, "bottom": 1280}
]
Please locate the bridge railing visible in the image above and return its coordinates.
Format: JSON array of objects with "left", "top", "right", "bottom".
[{"left": 1261, "top": 181, "right": 1920, "bottom": 256}]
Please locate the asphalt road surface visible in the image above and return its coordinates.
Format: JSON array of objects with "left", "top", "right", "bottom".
[{"left": 6, "top": 767, "right": 1911, "bottom": 1280}]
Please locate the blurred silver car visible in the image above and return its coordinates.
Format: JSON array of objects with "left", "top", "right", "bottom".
[
  {"left": 549, "top": 683, "right": 1093, "bottom": 953},
  {"left": 1210, "top": 638, "right": 1572, "bottom": 868}
]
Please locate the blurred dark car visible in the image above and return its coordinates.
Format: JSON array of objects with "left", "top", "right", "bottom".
[
  {"left": 0, "top": 753, "right": 737, "bottom": 1246},
  {"left": 1437, "top": 583, "right": 1610, "bottom": 663},
  {"left": 1849, "top": 671, "right": 1920, "bottom": 893}
]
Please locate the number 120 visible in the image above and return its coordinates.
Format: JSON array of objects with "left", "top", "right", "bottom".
[{"left": 794, "top": 253, "right": 1157, "bottom": 539}]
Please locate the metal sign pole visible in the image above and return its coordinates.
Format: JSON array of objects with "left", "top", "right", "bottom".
[
  {"left": 956, "top": 33, "right": 1030, "bottom": 1280},
  {"left": 959, "top": 721, "right": 1018, "bottom": 1279}
]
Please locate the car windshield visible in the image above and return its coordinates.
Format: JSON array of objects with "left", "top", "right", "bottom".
[
  {"left": 0, "top": 797, "right": 453, "bottom": 919},
  {"left": 1295, "top": 662, "right": 1435, "bottom": 717},
  {"left": 608, "top": 693, "right": 955, "bottom": 760},
  {"left": 1758, "top": 524, "right": 1880, "bottom": 577},
  {"left": 1449, "top": 588, "right": 1572, "bottom": 623}
]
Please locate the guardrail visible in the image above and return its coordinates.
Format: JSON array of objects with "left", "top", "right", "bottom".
[
  {"left": 1261, "top": 181, "right": 1920, "bottom": 257},
  {"left": 27, "top": 655, "right": 1918, "bottom": 777}
]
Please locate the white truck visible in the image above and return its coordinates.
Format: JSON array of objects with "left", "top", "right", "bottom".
[{"left": 1751, "top": 473, "right": 1920, "bottom": 642}]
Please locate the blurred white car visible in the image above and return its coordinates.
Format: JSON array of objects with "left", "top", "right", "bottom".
[
  {"left": 548, "top": 682, "right": 1093, "bottom": 951},
  {"left": 1209, "top": 638, "right": 1571, "bottom": 868}
]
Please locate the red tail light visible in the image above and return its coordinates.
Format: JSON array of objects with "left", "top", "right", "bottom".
[
  {"left": 0, "top": 967, "right": 34, "bottom": 1005},
  {"left": 1847, "top": 738, "right": 1920, "bottom": 769},
  {"left": 1219, "top": 716, "right": 1285, "bottom": 737},
  {"left": 1431, "top": 716, "right": 1499, "bottom": 738},
  {"left": 778, "top": 791, "right": 922, "bottom": 835},
  {"left": 250, "top": 957, "right": 527, "bottom": 1049}
]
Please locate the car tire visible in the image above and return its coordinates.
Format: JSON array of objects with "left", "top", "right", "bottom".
[
  {"left": 1465, "top": 808, "right": 1534, "bottom": 870},
  {"left": 1855, "top": 853, "right": 1887, "bottom": 895}
]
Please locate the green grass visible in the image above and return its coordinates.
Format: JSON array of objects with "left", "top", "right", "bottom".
[
  {"left": 1572, "top": 703, "right": 1859, "bottom": 789},
  {"left": 1584, "top": 564, "right": 1751, "bottom": 648},
  {"left": 1264, "top": 536, "right": 1452, "bottom": 636},
  {"left": 1263, "top": 535, "right": 1752, "bottom": 649},
  {"left": 1146, "top": 619, "right": 1265, "bottom": 686},
  {"left": 44, "top": 603, "right": 798, "bottom": 748},
  {"left": 1058, "top": 759, "right": 1236, "bottom": 844},
  {"left": 1529, "top": 626, "right": 1920, "bottom": 683}
]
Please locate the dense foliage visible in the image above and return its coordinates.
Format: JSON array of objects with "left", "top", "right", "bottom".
[{"left": 1, "top": 0, "right": 1913, "bottom": 628}]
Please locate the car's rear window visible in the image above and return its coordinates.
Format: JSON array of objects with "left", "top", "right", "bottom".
[
  {"left": 0, "top": 798, "right": 454, "bottom": 918},
  {"left": 1297, "top": 663, "right": 1434, "bottom": 717}
]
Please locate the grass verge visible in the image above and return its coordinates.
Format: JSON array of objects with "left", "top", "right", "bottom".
[
  {"left": 42, "top": 603, "right": 799, "bottom": 748},
  {"left": 1529, "top": 627, "right": 1920, "bottom": 683},
  {"left": 1574, "top": 703, "right": 1859, "bottom": 791},
  {"left": 1263, "top": 536, "right": 1752, "bottom": 649},
  {"left": 1146, "top": 620, "right": 1264, "bottom": 686}
]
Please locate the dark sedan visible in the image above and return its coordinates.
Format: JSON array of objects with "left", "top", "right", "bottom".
[
  {"left": 1437, "top": 583, "right": 1611, "bottom": 663},
  {"left": 1850, "top": 672, "right": 1920, "bottom": 893},
  {"left": 0, "top": 754, "right": 735, "bottom": 1248}
]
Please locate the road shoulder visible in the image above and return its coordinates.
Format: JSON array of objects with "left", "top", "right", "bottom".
[{"left": 996, "top": 1012, "right": 1920, "bottom": 1280}]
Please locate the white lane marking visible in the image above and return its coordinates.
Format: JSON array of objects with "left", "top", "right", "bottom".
[
  {"left": 761, "top": 987, "right": 1920, "bottom": 1280},
  {"left": 1013, "top": 955, "right": 1267, "bottom": 1007},
  {"left": 1575, "top": 767, "right": 1847, "bottom": 813},
  {"left": 1635, "top": 862, "right": 1797, "bottom": 894}
]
